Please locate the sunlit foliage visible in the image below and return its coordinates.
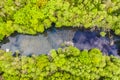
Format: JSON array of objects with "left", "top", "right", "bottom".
[
  {"left": 0, "top": 47, "right": 120, "bottom": 80},
  {"left": 0, "top": 0, "right": 120, "bottom": 40}
]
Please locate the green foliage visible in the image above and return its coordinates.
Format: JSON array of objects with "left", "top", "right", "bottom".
[
  {"left": 0, "top": 47, "right": 120, "bottom": 80},
  {"left": 36, "top": 0, "right": 48, "bottom": 7},
  {"left": 0, "top": 1, "right": 120, "bottom": 80},
  {"left": 0, "top": 50, "right": 21, "bottom": 80},
  {"left": 79, "top": 49, "right": 91, "bottom": 65},
  {"left": 100, "top": 31, "right": 106, "bottom": 37},
  {"left": 63, "top": 46, "right": 80, "bottom": 56},
  {"left": 0, "top": 0, "right": 120, "bottom": 40}
]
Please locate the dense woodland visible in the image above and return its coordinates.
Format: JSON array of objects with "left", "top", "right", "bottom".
[
  {"left": 0, "top": 0, "right": 120, "bottom": 80},
  {"left": 0, "top": 0, "right": 120, "bottom": 40}
]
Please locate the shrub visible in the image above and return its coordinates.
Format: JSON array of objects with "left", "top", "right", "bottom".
[
  {"left": 0, "top": 0, "right": 120, "bottom": 40},
  {"left": 0, "top": 47, "right": 120, "bottom": 80}
]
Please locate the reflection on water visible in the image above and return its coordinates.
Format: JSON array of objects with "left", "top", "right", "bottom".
[
  {"left": 73, "top": 30, "right": 118, "bottom": 56},
  {"left": 0, "top": 28, "right": 75, "bottom": 56},
  {"left": 0, "top": 27, "right": 120, "bottom": 56}
]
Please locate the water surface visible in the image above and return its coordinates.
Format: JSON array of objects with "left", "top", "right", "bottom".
[{"left": 0, "top": 27, "right": 119, "bottom": 56}]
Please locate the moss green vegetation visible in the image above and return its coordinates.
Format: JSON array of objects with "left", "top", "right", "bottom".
[
  {"left": 0, "top": 1, "right": 120, "bottom": 80},
  {"left": 0, "top": 46, "right": 120, "bottom": 80},
  {"left": 0, "top": 0, "right": 120, "bottom": 40}
]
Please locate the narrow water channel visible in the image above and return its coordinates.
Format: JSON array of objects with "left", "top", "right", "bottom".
[{"left": 0, "top": 27, "right": 120, "bottom": 56}]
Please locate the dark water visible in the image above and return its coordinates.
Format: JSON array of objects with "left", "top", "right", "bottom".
[
  {"left": 0, "top": 28, "right": 75, "bottom": 56},
  {"left": 0, "top": 27, "right": 120, "bottom": 56},
  {"left": 73, "top": 30, "right": 119, "bottom": 56}
]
